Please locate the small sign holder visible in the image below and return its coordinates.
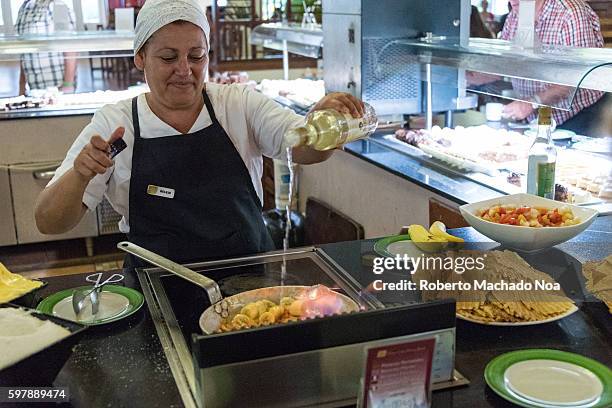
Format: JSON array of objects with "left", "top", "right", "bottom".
[{"left": 358, "top": 337, "right": 436, "bottom": 408}]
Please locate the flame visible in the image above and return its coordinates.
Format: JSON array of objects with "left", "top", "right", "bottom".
[{"left": 297, "top": 285, "right": 345, "bottom": 319}]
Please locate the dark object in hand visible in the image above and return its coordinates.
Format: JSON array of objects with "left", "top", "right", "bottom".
[
  {"left": 554, "top": 183, "right": 569, "bottom": 202},
  {"left": 109, "top": 138, "right": 127, "bottom": 159}
]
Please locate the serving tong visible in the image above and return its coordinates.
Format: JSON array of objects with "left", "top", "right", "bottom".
[{"left": 71, "top": 272, "right": 124, "bottom": 317}]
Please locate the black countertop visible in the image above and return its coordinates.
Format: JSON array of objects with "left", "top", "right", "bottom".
[
  {"left": 322, "top": 215, "right": 612, "bottom": 408},
  {"left": 25, "top": 217, "right": 612, "bottom": 407}
]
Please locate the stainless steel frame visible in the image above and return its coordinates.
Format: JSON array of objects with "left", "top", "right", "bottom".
[
  {"left": 195, "top": 328, "right": 457, "bottom": 408},
  {"left": 0, "top": 32, "right": 133, "bottom": 56},
  {"left": 396, "top": 38, "right": 612, "bottom": 93},
  {"left": 137, "top": 271, "right": 198, "bottom": 408},
  {"left": 137, "top": 247, "right": 462, "bottom": 408}
]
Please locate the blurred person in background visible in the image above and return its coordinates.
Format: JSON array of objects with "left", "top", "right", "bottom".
[
  {"left": 471, "top": 5, "right": 495, "bottom": 39},
  {"left": 499, "top": 2, "right": 512, "bottom": 33},
  {"left": 469, "top": 0, "right": 607, "bottom": 136},
  {"left": 16, "top": 0, "right": 77, "bottom": 94},
  {"left": 480, "top": 0, "right": 495, "bottom": 25}
]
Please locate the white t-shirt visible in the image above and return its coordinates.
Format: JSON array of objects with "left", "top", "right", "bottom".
[{"left": 49, "top": 83, "right": 304, "bottom": 233}]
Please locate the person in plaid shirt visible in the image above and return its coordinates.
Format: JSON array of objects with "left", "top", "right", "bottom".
[
  {"left": 16, "top": 0, "right": 77, "bottom": 94},
  {"left": 500, "top": 0, "right": 606, "bottom": 132}
]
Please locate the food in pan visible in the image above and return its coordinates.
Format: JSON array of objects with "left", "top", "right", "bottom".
[
  {"left": 218, "top": 297, "right": 303, "bottom": 332},
  {"left": 582, "top": 255, "right": 612, "bottom": 314},
  {"left": 414, "top": 250, "right": 575, "bottom": 324},
  {"left": 217, "top": 286, "right": 349, "bottom": 333},
  {"left": 0, "top": 262, "right": 44, "bottom": 304},
  {"left": 477, "top": 205, "right": 580, "bottom": 227},
  {"left": 0, "top": 307, "right": 71, "bottom": 370}
]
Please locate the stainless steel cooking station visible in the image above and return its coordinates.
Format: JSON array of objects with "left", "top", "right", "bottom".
[{"left": 135, "top": 247, "right": 464, "bottom": 408}]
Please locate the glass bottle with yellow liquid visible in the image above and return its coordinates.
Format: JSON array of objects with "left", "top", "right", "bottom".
[
  {"left": 284, "top": 103, "right": 378, "bottom": 150},
  {"left": 527, "top": 106, "right": 557, "bottom": 199}
]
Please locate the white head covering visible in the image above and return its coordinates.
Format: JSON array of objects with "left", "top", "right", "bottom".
[{"left": 134, "top": 0, "right": 210, "bottom": 54}]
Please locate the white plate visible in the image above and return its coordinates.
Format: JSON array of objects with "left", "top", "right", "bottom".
[
  {"left": 457, "top": 304, "right": 578, "bottom": 326},
  {"left": 386, "top": 241, "right": 425, "bottom": 258},
  {"left": 53, "top": 292, "right": 130, "bottom": 323},
  {"left": 504, "top": 359, "right": 604, "bottom": 406}
]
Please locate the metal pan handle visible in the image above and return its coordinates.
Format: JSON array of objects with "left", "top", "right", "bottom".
[{"left": 117, "top": 241, "right": 223, "bottom": 304}]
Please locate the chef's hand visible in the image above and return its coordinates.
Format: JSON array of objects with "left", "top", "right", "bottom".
[
  {"left": 310, "top": 92, "right": 365, "bottom": 118},
  {"left": 73, "top": 127, "right": 125, "bottom": 181},
  {"left": 502, "top": 101, "right": 534, "bottom": 121}
]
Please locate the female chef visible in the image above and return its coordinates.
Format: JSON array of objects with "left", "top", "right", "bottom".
[{"left": 34, "top": 0, "right": 364, "bottom": 266}]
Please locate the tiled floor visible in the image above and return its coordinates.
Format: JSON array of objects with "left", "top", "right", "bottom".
[{"left": 0, "top": 234, "right": 125, "bottom": 278}]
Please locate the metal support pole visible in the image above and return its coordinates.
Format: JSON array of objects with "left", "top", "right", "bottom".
[
  {"left": 1, "top": 0, "right": 14, "bottom": 34},
  {"left": 445, "top": 110, "right": 453, "bottom": 128},
  {"left": 282, "top": 39, "right": 289, "bottom": 80},
  {"left": 72, "top": 0, "right": 85, "bottom": 31},
  {"left": 425, "top": 63, "right": 433, "bottom": 130}
]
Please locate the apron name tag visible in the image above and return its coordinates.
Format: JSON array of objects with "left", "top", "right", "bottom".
[{"left": 147, "top": 184, "right": 175, "bottom": 199}]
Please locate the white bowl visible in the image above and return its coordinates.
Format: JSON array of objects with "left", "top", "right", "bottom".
[{"left": 459, "top": 193, "right": 598, "bottom": 252}]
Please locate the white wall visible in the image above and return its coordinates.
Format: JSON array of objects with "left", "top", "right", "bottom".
[{"left": 298, "top": 150, "right": 462, "bottom": 238}]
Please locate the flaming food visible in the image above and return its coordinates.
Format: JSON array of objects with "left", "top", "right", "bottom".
[{"left": 217, "top": 285, "right": 347, "bottom": 333}]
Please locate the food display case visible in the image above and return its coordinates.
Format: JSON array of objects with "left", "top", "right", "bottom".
[
  {"left": 136, "top": 247, "right": 463, "bottom": 408},
  {"left": 300, "top": 0, "right": 612, "bottom": 234}
]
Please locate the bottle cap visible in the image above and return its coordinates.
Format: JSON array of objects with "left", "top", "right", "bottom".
[{"left": 538, "top": 106, "right": 552, "bottom": 125}]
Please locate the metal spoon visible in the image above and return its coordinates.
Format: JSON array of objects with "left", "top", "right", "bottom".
[{"left": 72, "top": 286, "right": 100, "bottom": 318}]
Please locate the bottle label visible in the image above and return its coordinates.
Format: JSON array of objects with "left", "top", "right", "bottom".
[
  {"left": 537, "top": 162, "right": 556, "bottom": 198},
  {"left": 344, "top": 115, "right": 369, "bottom": 143}
]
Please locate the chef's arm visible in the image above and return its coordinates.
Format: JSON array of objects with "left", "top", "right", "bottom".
[
  {"left": 35, "top": 169, "right": 90, "bottom": 234},
  {"left": 35, "top": 128, "right": 125, "bottom": 234},
  {"left": 290, "top": 92, "right": 364, "bottom": 164},
  {"left": 291, "top": 145, "right": 334, "bottom": 164}
]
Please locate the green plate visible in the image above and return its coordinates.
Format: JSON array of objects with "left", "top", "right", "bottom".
[
  {"left": 37, "top": 285, "right": 144, "bottom": 326},
  {"left": 373, "top": 235, "right": 413, "bottom": 257},
  {"left": 485, "top": 349, "right": 612, "bottom": 408}
]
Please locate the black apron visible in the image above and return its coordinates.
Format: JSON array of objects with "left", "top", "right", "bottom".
[{"left": 125, "top": 89, "right": 274, "bottom": 268}]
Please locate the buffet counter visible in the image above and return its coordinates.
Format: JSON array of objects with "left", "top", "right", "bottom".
[
  {"left": 23, "top": 217, "right": 611, "bottom": 408},
  {"left": 297, "top": 129, "right": 610, "bottom": 238}
]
